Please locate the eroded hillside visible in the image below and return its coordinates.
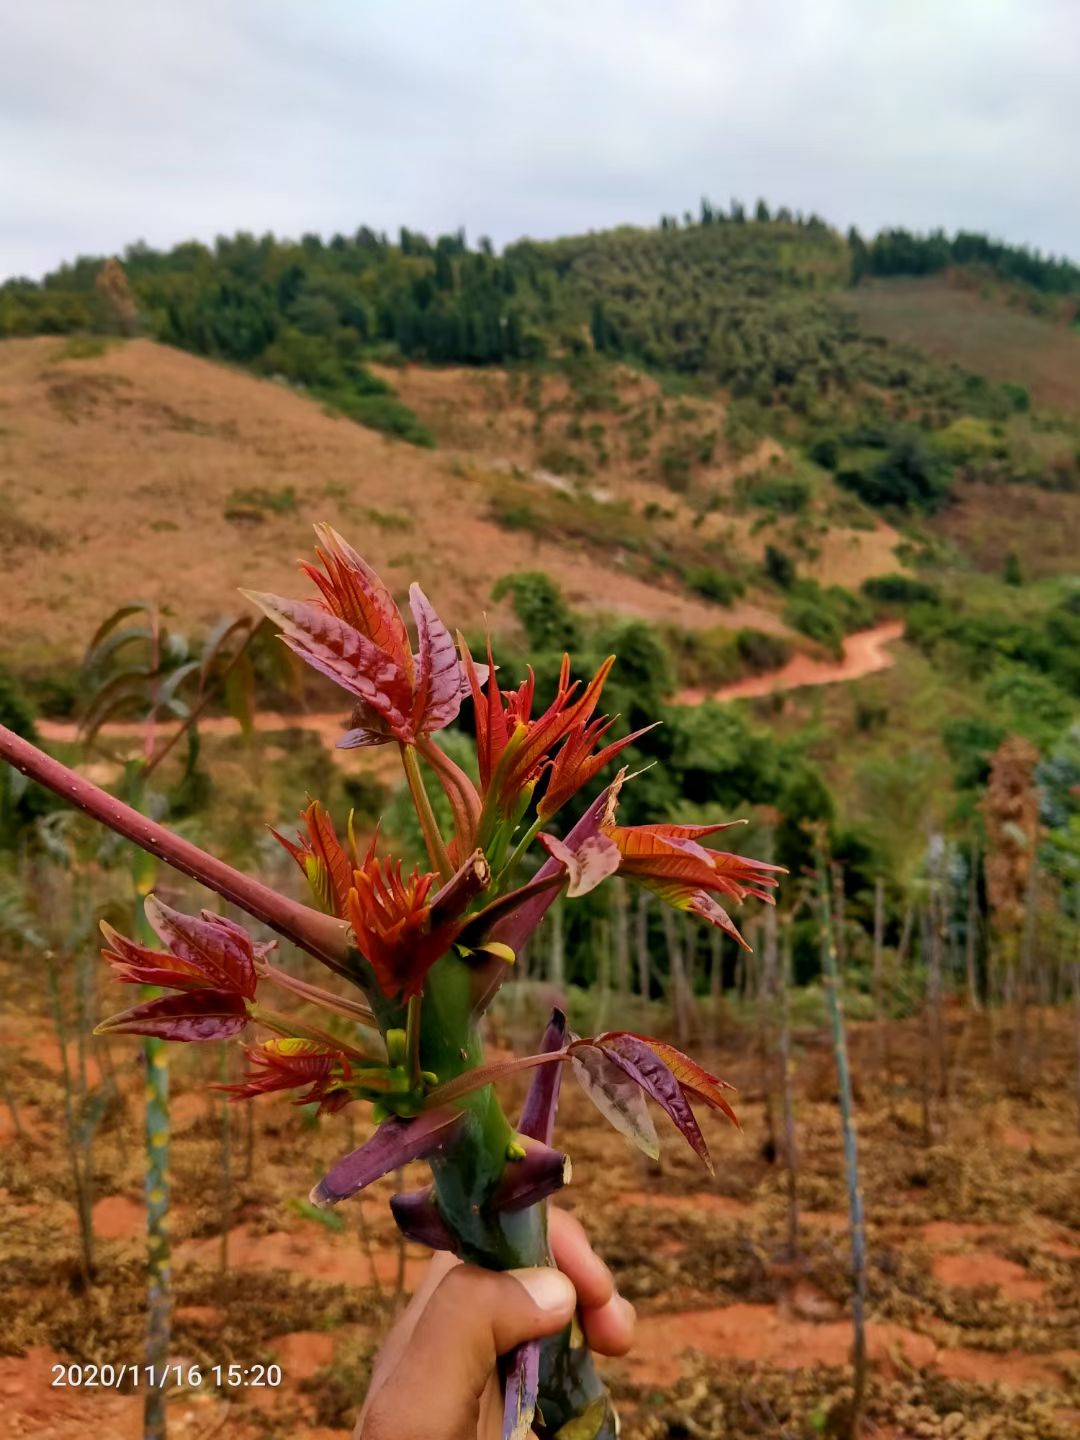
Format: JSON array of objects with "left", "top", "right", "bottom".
[{"left": 0, "top": 336, "right": 901, "bottom": 669}]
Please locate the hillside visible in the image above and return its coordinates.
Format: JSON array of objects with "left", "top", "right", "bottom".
[
  {"left": 842, "top": 275, "right": 1080, "bottom": 414},
  {"left": 0, "top": 208, "right": 1077, "bottom": 810},
  {"left": 0, "top": 335, "right": 903, "bottom": 674}
]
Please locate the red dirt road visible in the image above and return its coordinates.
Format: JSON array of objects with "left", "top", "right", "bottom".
[
  {"left": 676, "top": 620, "right": 905, "bottom": 705},
  {"left": 38, "top": 622, "right": 907, "bottom": 760}
]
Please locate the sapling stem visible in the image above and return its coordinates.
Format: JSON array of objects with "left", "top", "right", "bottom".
[
  {"left": 814, "top": 833, "right": 868, "bottom": 1440},
  {"left": 400, "top": 742, "right": 454, "bottom": 881},
  {"left": 405, "top": 993, "right": 422, "bottom": 1089}
]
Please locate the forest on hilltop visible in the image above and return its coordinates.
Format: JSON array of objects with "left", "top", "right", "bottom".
[{"left": 2, "top": 200, "right": 1078, "bottom": 479}]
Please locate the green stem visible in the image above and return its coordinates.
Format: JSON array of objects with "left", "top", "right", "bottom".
[
  {"left": 405, "top": 993, "right": 423, "bottom": 1089},
  {"left": 400, "top": 743, "right": 454, "bottom": 882},
  {"left": 497, "top": 814, "right": 545, "bottom": 890}
]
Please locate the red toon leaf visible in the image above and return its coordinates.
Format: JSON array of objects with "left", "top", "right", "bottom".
[{"left": 95, "top": 990, "right": 248, "bottom": 1042}]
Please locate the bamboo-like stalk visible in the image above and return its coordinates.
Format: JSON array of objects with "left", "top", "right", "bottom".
[
  {"left": 219, "top": 1044, "right": 232, "bottom": 1278},
  {"left": 779, "top": 913, "right": 800, "bottom": 1259},
  {"left": 135, "top": 877, "right": 171, "bottom": 1440},
  {"left": 758, "top": 860, "right": 780, "bottom": 1162},
  {"left": 814, "top": 834, "right": 868, "bottom": 1440},
  {"left": 46, "top": 950, "right": 95, "bottom": 1291}
]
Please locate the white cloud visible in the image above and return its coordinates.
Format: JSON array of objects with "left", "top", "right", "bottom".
[{"left": 2, "top": 0, "right": 1077, "bottom": 279}]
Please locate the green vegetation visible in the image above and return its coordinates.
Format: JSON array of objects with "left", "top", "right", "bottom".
[
  {"left": 224, "top": 484, "right": 298, "bottom": 521},
  {"left": 7, "top": 204, "right": 1079, "bottom": 491}
]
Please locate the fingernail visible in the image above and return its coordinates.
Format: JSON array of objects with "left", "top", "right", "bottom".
[
  {"left": 512, "top": 1267, "right": 576, "bottom": 1314},
  {"left": 618, "top": 1295, "right": 637, "bottom": 1327}
]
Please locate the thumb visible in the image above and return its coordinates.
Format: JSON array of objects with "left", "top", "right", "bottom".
[{"left": 359, "top": 1265, "right": 576, "bottom": 1440}]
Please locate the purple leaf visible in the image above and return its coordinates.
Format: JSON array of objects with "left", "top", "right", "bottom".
[
  {"left": 95, "top": 989, "right": 248, "bottom": 1041},
  {"left": 584, "top": 1034, "right": 712, "bottom": 1173},
  {"left": 409, "top": 584, "right": 464, "bottom": 734},
  {"left": 569, "top": 1044, "right": 660, "bottom": 1161},
  {"left": 310, "top": 1107, "right": 465, "bottom": 1208},
  {"left": 389, "top": 1188, "right": 458, "bottom": 1252},
  {"left": 518, "top": 1009, "right": 567, "bottom": 1143},
  {"left": 336, "top": 726, "right": 391, "bottom": 749},
  {"left": 502, "top": 1337, "right": 540, "bottom": 1440}
]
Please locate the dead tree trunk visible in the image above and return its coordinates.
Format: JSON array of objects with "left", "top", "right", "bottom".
[
  {"left": 548, "top": 900, "right": 565, "bottom": 991},
  {"left": 661, "top": 906, "right": 691, "bottom": 1046},
  {"left": 964, "top": 846, "right": 981, "bottom": 1011},
  {"left": 636, "top": 891, "right": 651, "bottom": 1002},
  {"left": 709, "top": 929, "right": 723, "bottom": 1045},
  {"left": 612, "top": 880, "right": 631, "bottom": 999}
]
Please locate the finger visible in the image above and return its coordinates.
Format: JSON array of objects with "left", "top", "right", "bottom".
[
  {"left": 360, "top": 1265, "right": 575, "bottom": 1440},
  {"left": 548, "top": 1208, "right": 614, "bottom": 1310},
  {"left": 549, "top": 1210, "right": 635, "bottom": 1357},
  {"left": 580, "top": 1291, "right": 636, "bottom": 1357}
]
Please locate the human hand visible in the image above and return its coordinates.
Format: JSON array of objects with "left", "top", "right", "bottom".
[{"left": 355, "top": 1207, "right": 635, "bottom": 1439}]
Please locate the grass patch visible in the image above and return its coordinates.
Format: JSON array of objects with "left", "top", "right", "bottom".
[
  {"left": 54, "top": 335, "right": 115, "bottom": 361},
  {"left": 224, "top": 485, "right": 298, "bottom": 523}
]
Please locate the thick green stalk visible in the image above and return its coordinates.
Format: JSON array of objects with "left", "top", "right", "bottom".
[
  {"left": 418, "top": 951, "right": 616, "bottom": 1437},
  {"left": 814, "top": 836, "right": 868, "bottom": 1440}
]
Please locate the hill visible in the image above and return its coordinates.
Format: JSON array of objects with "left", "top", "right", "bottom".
[
  {"left": 0, "top": 206, "right": 1077, "bottom": 823},
  {"left": 0, "top": 335, "right": 904, "bottom": 677},
  {"left": 842, "top": 275, "right": 1080, "bottom": 414}
]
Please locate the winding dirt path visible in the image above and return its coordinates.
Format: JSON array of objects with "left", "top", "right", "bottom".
[
  {"left": 675, "top": 620, "right": 904, "bottom": 706},
  {"left": 37, "top": 709, "right": 351, "bottom": 749},
  {"left": 37, "top": 622, "right": 905, "bottom": 754}
]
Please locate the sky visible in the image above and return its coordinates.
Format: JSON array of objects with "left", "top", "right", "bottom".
[{"left": 2, "top": 0, "right": 1078, "bottom": 282}]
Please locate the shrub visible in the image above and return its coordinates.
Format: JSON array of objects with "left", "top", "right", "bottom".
[
  {"left": 783, "top": 597, "right": 843, "bottom": 656},
  {"left": 745, "top": 473, "right": 810, "bottom": 513},
  {"left": 861, "top": 573, "right": 942, "bottom": 607},
  {"left": 808, "top": 434, "right": 839, "bottom": 469},
  {"left": 492, "top": 572, "right": 583, "bottom": 651},
  {"left": 764, "top": 544, "right": 796, "bottom": 588},
  {"left": 685, "top": 568, "right": 745, "bottom": 606},
  {"left": 336, "top": 394, "right": 435, "bottom": 447},
  {"left": 735, "top": 629, "right": 792, "bottom": 672},
  {"left": 837, "top": 429, "right": 952, "bottom": 511}
]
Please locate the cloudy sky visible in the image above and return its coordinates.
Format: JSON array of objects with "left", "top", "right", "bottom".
[{"left": 2, "top": 1, "right": 1077, "bottom": 281}]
